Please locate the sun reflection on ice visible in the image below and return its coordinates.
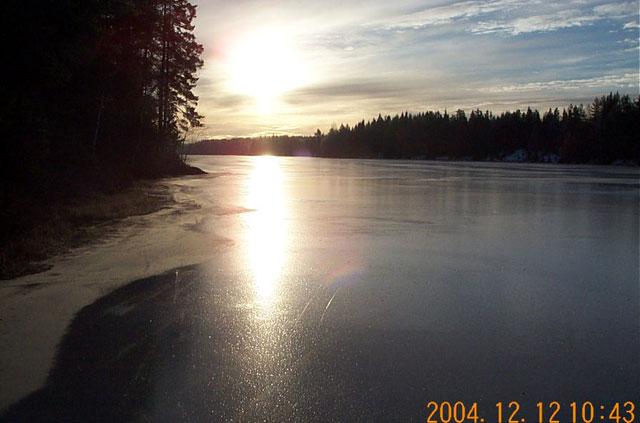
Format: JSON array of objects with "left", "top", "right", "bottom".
[{"left": 245, "top": 156, "right": 287, "bottom": 308}]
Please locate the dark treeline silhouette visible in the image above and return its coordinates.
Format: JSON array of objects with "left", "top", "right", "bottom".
[
  {"left": 1, "top": 0, "right": 203, "bottom": 196},
  {"left": 187, "top": 93, "right": 639, "bottom": 165},
  {"left": 187, "top": 136, "right": 321, "bottom": 157},
  {"left": 1, "top": 0, "right": 204, "bottom": 243}
]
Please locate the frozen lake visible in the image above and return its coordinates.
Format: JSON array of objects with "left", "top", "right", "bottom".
[{"left": 3, "top": 156, "right": 639, "bottom": 420}]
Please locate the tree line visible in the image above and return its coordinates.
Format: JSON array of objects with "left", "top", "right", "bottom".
[
  {"left": 1, "top": 0, "right": 204, "bottom": 205},
  {"left": 187, "top": 92, "right": 639, "bottom": 165}
]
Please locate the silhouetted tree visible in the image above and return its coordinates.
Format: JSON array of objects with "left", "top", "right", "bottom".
[
  {"left": 1, "top": 0, "right": 204, "bottom": 245},
  {"left": 157, "top": 0, "right": 204, "bottom": 139}
]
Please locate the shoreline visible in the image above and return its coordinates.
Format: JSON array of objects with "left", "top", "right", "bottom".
[
  {"left": 0, "top": 170, "right": 228, "bottom": 410},
  {"left": 0, "top": 164, "right": 206, "bottom": 280},
  {"left": 186, "top": 153, "right": 639, "bottom": 167},
  {"left": 0, "top": 183, "right": 173, "bottom": 280}
]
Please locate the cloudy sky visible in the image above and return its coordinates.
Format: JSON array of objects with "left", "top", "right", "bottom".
[{"left": 193, "top": 0, "right": 639, "bottom": 138}]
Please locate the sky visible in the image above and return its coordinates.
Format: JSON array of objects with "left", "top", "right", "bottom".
[{"left": 192, "top": 0, "right": 639, "bottom": 138}]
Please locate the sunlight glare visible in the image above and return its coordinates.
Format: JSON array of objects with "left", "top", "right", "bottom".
[
  {"left": 245, "top": 156, "right": 287, "bottom": 306},
  {"left": 226, "top": 29, "right": 307, "bottom": 114}
]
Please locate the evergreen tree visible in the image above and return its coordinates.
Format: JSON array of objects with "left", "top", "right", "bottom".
[
  {"left": 156, "top": 0, "right": 204, "bottom": 141},
  {"left": 1, "top": 0, "right": 205, "bottom": 211}
]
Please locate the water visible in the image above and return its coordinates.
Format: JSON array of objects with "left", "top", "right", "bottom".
[{"left": 5, "top": 156, "right": 639, "bottom": 421}]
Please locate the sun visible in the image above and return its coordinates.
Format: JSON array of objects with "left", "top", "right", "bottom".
[{"left": 225, "top": 29, "right": 307, "bottom": 113}]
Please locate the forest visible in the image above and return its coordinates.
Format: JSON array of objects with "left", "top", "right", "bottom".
[
  {"left": 0, "top": 0, "right": 204, "bottom": 274},
  {"left": 1, "top": 0, "right": 204, "bottom": 202},
  {"left": 187, "top": 93, "right": 639, "bottom": 165}
]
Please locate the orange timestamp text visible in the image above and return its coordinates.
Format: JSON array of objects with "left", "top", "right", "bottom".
[{"left": 425, "top": 400, "right": 636, "bottom": 423}]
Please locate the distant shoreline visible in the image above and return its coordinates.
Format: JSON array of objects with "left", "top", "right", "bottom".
[
  {"left": 184, "top": 93, "right": 639, "bottom": 166},
  {"left": 185, "top": 151, "right": 639, "bottom": 167}
]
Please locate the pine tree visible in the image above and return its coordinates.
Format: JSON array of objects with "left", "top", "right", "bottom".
[{"left": 156, "top": 0, "right": 204, "bottom": 142}]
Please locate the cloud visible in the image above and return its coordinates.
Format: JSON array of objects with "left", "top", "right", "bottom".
[
  {"left": 592, "top": 2, "right": 638, "bottom": 18},
  {"left": 477, "top": 73, "right": 639, "bottom": 93},
  {"left": 284, "top": 79, "right": 418, "bottom": 103},
  {"left": 377, "top": 0, "right": 524, "bottom": 29},
  {"left": 208, "top": 94, "right": 251, "bottom": 109},
  {"left": 473, "top": 10, "right": 599, "bottom": 35},
  {"left": 470, "top": 1, "right": 639, "bottom": 35},
  {"left": 378, "top": 0, "right": 638, "bottom": 36}
]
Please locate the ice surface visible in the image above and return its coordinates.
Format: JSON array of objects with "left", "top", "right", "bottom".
[{"left": 1, "top": 156, "right": 638, "bottom": 418}]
